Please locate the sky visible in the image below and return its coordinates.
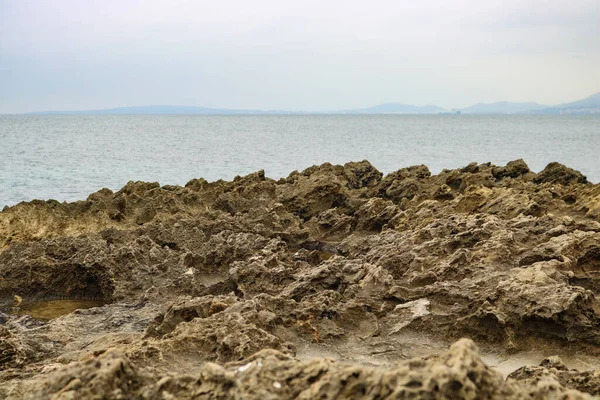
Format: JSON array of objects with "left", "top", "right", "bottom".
[{"left": 1, "top": 0, "right": 599, "bottom": 113}]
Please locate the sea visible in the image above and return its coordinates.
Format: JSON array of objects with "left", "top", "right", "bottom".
[{"left": 1, "top": 114, "right": 599, "bottom": 208}]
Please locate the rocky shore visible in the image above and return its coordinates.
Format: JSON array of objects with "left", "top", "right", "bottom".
[{"left": 1, "top": 159, "right": 600, "bottom": 399}]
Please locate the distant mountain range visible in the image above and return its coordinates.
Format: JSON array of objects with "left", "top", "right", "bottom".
[
  {"left": 461, "top": 101, "right": 547, "bottom": 114},
  {"left": 27, "top": 105, "right": 299, "bottom": 115},
  {"left": 526, "top": 92, "right": 600, "bottom": 115},
  {"left": 465, "top": 92, "right": 600, "bottom": 115},
  {"left": 25, "top": 92, "right": 600, "bottom": 115}
]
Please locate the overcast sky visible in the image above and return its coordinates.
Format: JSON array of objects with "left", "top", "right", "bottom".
[{"left": 1, "top": 0, "right": 599, "bottom": 113}]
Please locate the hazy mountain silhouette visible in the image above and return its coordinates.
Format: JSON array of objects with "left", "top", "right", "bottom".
[
  {"left": 460, "top": 101, "right": 547, "bottom": 114},
  {"left": 24, "top": 92, "right": 600, "bottom": 115},
  {"left": 27, "top": 105, "right": 300, "bottom": 115},
  {"left": 532, "top": 92, "right": 600, "bottom": 114},
  {"left": 28, "top": 103, "right": 445, "bottom": 115},
  {"left": 460, "top": 93, "right": 600, "bottom": 114}
]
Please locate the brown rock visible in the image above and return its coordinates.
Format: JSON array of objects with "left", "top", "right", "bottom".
[
  {"left": 534, "top": 162, "right": 588, "bottom": 185},
  {"left": 0, "top": 160, "right": 599, "bottom": 398}
]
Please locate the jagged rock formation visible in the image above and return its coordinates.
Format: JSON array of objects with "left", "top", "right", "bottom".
[{"left": 1, "top": 159, "right": 600, "bottom": 398}]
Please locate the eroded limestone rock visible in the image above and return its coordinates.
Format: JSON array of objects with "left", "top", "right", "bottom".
[{"left": 1, "top": 160, "right": 600, "bottom": 398}]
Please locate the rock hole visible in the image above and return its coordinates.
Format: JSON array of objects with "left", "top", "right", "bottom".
[
  {"left": 562, "top": 194, "right": 577, "bottom": 204},
  {"left": 446, "top": 178, "right": 462, "bottom": 191},
  {"left": 0, "top": 262, "right": 114, "bottom": 321},
  {"left": 448, "top": 380, "right": 463, "bottom": 391},
  {"left": 406, "top": 380, "right": 422, "bottom": 388},
  {"left": 577, "top": 248, "right": 600, "bottom": 273}
]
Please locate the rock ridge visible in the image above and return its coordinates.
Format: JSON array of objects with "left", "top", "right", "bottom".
[{"left": 1, "top": 159, "right": 600, "bottom": 398}]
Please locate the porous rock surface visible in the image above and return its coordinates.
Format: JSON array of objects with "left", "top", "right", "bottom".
[{"left": 1, "top": 160, "right": 600, "bottom": 398}]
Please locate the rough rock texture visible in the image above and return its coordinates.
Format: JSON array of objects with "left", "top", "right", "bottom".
[
  {"left": 15, "top": 339, "right": 592, "bottom": 400},
  {"left": 1, "top": 160, "right": 600, "bottom": 398},
  {"left": 509, "top": 356, "right": 600, "bottom": 397}
]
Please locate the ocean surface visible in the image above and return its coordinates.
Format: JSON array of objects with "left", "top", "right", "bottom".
[{"left": 1, "top": 114, "right": 599, "bottom": 208}]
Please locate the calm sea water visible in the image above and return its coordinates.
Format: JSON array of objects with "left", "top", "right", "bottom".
[{"left": 1, "top": 114, "right": 599, "bottom": 208}]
